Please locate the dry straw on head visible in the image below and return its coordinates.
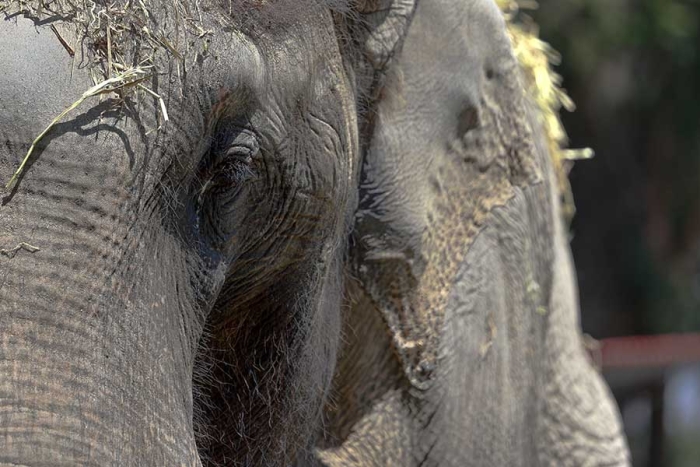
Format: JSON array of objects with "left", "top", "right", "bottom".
[
  {"left": 0, "top": 0, "right": 208, "bottom": 190},
  {"left": 2, "top": 0, "right": 586, "bottom": 206},
  {"left": 496, "top": 0, "right": 592, "bottom": 218}
]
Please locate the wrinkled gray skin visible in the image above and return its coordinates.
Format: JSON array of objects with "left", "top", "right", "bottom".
[{"left": 0, "top": 0, "right": 629, "bottom": 466}]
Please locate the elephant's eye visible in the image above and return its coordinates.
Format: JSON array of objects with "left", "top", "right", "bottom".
[
  {"left": 209, "top": 146, "right": 256, "bottom": 191},
  {"left": 191, "top": 127, "right": 260, "bottom": 249},
  {"left": 202, "top": 129, "right": 259, "bottom": 195}
]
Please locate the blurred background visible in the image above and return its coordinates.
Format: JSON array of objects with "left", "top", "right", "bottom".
[{"left": 530, "top": 0, "right": 700, "bottom": 465}]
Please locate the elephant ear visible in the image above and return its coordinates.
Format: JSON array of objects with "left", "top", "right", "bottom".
[
  {"left": 331, "top": 0, "right": 418, "bottom": 101},
  {"left": 351, "top": 0, "right": 417, "bottom": 69},
  {"left": 348, "top": 0, "right": 544, "bottom": 389}
]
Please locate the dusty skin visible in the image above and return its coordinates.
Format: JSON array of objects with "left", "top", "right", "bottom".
[{"left": 0, "top": 0, "right": 629, "bottom": 465}]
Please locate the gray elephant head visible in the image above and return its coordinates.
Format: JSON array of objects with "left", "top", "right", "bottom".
[
  {"left": 0, "top": 1, "right": 369, "bottom": 464},
  {"left": 0, "top": 0, "right": 631, "bottom": 466}
]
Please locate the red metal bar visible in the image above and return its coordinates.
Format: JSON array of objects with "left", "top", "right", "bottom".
[{"left": 598, "top": 333, "right": 700, "bottom": 369}]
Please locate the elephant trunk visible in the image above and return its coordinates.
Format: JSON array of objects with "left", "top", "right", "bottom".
[
  {"left": 0, "top": 176, "right": 202, "bottom": 465},
  {"left": 0, "top": 316, "right": 200, "bottom": 465}
]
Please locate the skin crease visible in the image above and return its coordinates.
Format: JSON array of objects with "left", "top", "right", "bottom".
[{"left": 0, "top": 0, "right": 629, "bottom": 466}]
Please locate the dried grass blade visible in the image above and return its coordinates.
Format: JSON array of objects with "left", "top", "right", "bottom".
[
  {"left": 5, "top": 67, "right": 152, "bottom": 191},
  {"left": 106, "top": 16, "right": 112, "bottom": 78},
  {"left": 138, "top": 84, "right": 169, "bottom": 123}
]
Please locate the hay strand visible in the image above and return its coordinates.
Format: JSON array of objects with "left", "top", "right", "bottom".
[
  {"left": 5, "top": 67, "right": 152, "bottom": 190},
  {"left": 1, "top": 0, "right": 208, "bottom": 190},
  {"left": 495, "top": 0, "right": 591, "bottom": 218},
  {"left": 50, "top": 24, "right": 75, "bottom": 57},
  {"left": 0, "top": 242, "right": 41, "bottom": 258}
]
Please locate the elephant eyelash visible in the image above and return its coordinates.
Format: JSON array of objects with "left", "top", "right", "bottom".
[
  {"left": 209, "top": 148, "right": 257, "bottom": 190},
  {"left": 197, "top": 131, "right": 260, "bottom": 201}
]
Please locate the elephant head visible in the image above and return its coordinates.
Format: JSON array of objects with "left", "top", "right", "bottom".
[
  {"left": 0, "top": 1, "right": 373, "bottom": 464},
  {"left": 317, "top": 0, "right": 631, "bottom": 465},
  {"left": 0, "top": 0, "right": 630, "bottom": 465}
]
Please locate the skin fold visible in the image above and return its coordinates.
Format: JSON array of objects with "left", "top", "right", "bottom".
[{"left": 0, "top": 0, "right": 629, "bottom": 465}]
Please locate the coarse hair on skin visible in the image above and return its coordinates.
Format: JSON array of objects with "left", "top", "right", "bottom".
[{"left": 190, "top": 250, "right": 345, "bottom": 466}]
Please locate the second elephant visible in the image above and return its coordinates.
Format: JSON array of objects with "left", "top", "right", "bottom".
[{"left": 316, "top": 0, "right": 631, "bottom": 465}]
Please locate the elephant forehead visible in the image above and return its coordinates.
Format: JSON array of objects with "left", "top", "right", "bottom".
[
  {"left": 0, "top": 18, "right": 157, "bottom": 192},
  {"left": 0, "top": 18, "right": 94, "bottom": 135},
  {"left": 0, "top": 17, "right": 258, "bottom": 189},
  {"left": 0, "top": 4, "right": 354, "bottom": 200}
]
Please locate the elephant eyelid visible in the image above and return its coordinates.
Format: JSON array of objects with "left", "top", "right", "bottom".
[
  {"left": 221, "top": 129, "right": 259, "bottom": 156},
  {"left": 197, "top": 157, "right": 252, "bottom": 204},
  {"left": 216, "top": 147, "right": 257, "bottom": 184},
  {"left": 195, "top": 127, "right": 261, "bottom": 205},
  {"left": 206, "top": 133, "right": 260, "bottom": 190}
]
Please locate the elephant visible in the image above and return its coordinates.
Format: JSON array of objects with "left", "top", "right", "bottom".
[{"left": 0, "top": 0, "right": 630, "bottom": 466}]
